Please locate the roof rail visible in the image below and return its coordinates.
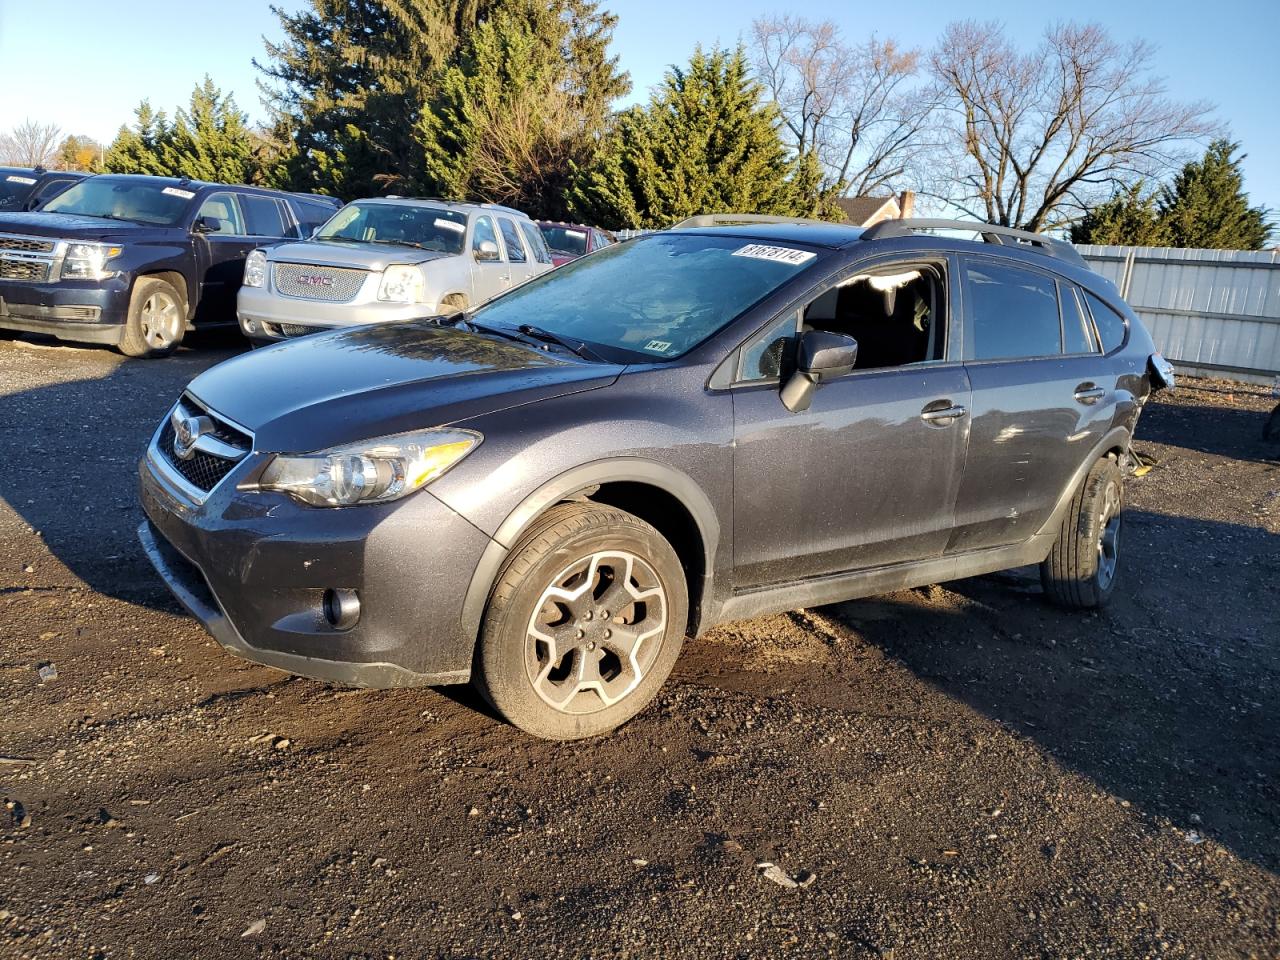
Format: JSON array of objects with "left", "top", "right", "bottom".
[
  {"left": 861, "top": 218, "right": 1086, "bottom": 268},
  {"left": 670, "top": 212, "right": 836, "bottom": 230}
]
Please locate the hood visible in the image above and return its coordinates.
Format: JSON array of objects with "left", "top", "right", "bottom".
[
  {"left": 186, "top": 319, "right": 623, "bottom": 452},
  {"left": 0, "top": 211, "right": 167, "bottom": 241},
  {"left": 264, "top": 238, "right": 453, "bottom": 271}
]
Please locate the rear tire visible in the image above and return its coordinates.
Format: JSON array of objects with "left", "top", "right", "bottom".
[
  {"left": 118, "top": 277, "right": 187, "bottom": 358},
  {"left": 475, "top": 503, "right": 688, "bottom": 740},
  {"left": 1040, "top": 457, "right": 1124, "bottom": 609}
]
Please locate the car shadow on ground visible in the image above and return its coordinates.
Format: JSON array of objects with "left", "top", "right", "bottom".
[
  {"left": 1138, "top": 392, "right": 1280, "bottom": 463},
  {"left": 822, "top": 507, "right": 1279, "bottom": 873}
]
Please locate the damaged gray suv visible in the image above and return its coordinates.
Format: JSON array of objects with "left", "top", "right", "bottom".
[{"left": 138, "top": 215, "right": 1172, "bottom": 739}]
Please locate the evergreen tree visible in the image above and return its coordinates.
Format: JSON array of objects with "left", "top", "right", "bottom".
[
  {"left": 162, "top": 78, "right": 258, "bottom": 184},
  {"left": 1157, "top": 140, "right": 1272, "bottom": 250},
  {"left": 103, "top": 102, "right": 171, "bottom": 176},
  {"left": 419, "top": 0, "right": 628, "bottom": 219},
  {"left": 257, "top": 0, "right": 500, "bottom": 199},
  {"left": 567, "top": 47, "right": 823, "bottom": 229},
  {"left": 1070, "top": 182, "right": 1169, "bottom": 246}
]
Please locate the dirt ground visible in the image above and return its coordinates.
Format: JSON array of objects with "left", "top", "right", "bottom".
[{"left": 1, "top": 334, "right": 1277, "bottom": 959}]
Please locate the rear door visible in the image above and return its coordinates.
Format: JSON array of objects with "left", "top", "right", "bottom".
[
  {"left": 948, "top": 256, "right": 1113, "bottom": 552},
  {"left": 518, "top": 220, "right": 554, "bottom": 277},
  {"left": 469, "top": 214, "right": 510, "bottom": 303},
  {"left": 497, "top": 216, "right": 535, "bottom": 284}
]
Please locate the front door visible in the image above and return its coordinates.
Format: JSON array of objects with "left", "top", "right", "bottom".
[
  {"left": 192, "top": 191, "right": 259, "bottom": 324},
  {"left": 731, "top": 255, "right": 972, "bottom": 589},
  {"left": 469, "top": 214, "right": 511, "bottom": 304}
]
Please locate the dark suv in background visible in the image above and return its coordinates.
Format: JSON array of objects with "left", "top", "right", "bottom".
[
  {"left": 0, "top": 167, "right": 90, "bottom": 213},
  {"left": 138, "top": 215, "right": 1171, "bottom": 739},
  {"left": 0, "top": 174, "right": 339, "bottom": 356}
]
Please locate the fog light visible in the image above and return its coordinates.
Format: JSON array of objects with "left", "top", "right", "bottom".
[
  {"left": 243, "top": 318, "right": 258, "bottom": 334},
  {"left": 323, "top": 588, "right": 360, "bottom": 630}
]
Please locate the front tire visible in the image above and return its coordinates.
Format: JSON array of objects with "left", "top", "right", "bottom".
[
  {"left": 475, "top": 503, "right": 688, "bottom": 740},
  {"left": 1040, "top": 457, "right": 1124, "bottom": 608},
  {"left": 118, "top": 277, "right": 187, "bottom": 358}
]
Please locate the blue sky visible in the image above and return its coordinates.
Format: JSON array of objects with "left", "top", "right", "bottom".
[{"left": 1, "top": 0, "right": 1277, "bottom": 211}]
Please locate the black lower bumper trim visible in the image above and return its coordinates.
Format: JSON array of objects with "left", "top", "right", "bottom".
[
  {"left": 0, "top": 313, "right": 123, "bottom": 344},
  {"left": 136, "top": 519, "right": 467, "bottom": 689}
]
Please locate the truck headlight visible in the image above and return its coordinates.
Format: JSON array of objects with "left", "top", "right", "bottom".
[
  {"left": 61, "top": 242, "right": 122, "bottom": 281},
  {"left": 254, "top": 428, "right": 480, "bottom": 507},
  {"left": 243, "top": 249, "right": 267, "bottom": 288},
  {"left": 377, "top": 264, "right": 425, "bottom": 303}
]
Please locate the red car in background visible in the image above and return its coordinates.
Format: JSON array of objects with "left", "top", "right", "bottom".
[{"left": 537, "top": 221, "right": 616, "bottom": 266}]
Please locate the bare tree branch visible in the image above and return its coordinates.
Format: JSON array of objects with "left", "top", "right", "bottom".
[{"left": 0, "top": 119, "right": 63, "bottom": 167}]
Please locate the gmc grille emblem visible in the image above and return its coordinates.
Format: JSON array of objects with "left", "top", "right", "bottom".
[{"left": 296, "top": 274, "right": 334, "bottom": 287}]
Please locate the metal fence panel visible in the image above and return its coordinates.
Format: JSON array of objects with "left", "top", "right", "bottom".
[{"left": 1077, "top": 245, "right": 1280, "bottom": 382}]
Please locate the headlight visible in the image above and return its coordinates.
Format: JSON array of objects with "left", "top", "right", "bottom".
[
  {"left": 377, "top": 264, "right": 426, "bottom": 303},
  {"left": 61, "top": 242, "right": 122, "bottom": 281},
  {"left": 254, "top": 428, "right": 480, "bottom": 507},
  {"left": 243, "top": 249, "right": 267, "bottom": 288}
]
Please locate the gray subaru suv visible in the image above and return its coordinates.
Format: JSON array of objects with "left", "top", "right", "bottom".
[
  {"left": 138, "top": 215, "right": 1173, "bottom": 739},
  {"left": 237, "top": 197, "right": 554, "bottom": 343}
]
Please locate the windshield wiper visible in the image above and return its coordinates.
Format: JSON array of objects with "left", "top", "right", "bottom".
[{"left": 516, "top": 324, "right": 607, "bottom": 363}]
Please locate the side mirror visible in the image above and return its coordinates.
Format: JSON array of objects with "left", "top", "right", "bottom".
[
  {"left": 474, "top": 239, "right": 500, "bottom": 262},
  {"left": 780, "top": 330, "right": 858, "bottom": 413},
  {"left": 193, "top": 215, "right": 221, "bottom": 234}
]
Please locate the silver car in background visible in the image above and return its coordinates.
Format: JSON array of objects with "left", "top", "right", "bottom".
[{"left": 237, "top": 197, "right": 555, "bottom": 343}]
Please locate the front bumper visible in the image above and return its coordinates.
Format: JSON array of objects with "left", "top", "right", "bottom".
[
  {"left": 137, "top": 438, "right": 494, "bottom": 687},
  {"left": 237, "top": 284, "right": 434, "bottom": 341},
  {"left": 0, "top": 277, "right": 129, "bottom": 344}
]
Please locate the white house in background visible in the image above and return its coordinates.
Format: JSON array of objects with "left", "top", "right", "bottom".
[{"left": 835, "top": 190, "right": 916, "bottom": 226}]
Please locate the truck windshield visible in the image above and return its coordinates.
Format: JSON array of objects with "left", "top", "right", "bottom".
[
  {"left": 41, "top": 178, "right": 194, "bottom": 225},
  {"left": 470, "top": 233, "right": 820, "bottom": 361},
  {"left": 0, "top": 170, "right": 38, "bottom": 210},
  {"left": 315, "top": 202, "right": 468, "bottom": 254}
]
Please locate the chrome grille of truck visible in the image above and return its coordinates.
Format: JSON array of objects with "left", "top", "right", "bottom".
[
  {"left": 0, "top": 257, "right": 51, "bottom": 282},
  {"left": 273, "top": 262, "right": 367, "bottom": 302},
  {"left": 0, "top": 234, "right": 56, "bottom": 254}
]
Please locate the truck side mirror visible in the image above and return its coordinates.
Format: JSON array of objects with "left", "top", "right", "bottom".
[
  {"left": 193, "top": 215, "right": 222, "bottom": 234},
  {"left": 474, "top": 239, "right": 500, "bottom": 262},
  {"left": 780, "top": 330, "right": 858, "bottom": 413}
]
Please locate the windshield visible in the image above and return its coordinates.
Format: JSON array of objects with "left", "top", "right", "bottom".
[
  {"left": 0, "top": 170, "right": 38, "bottom": 208},
  {"left": 540, "top": 224, "right": 589, "bottom": 256},
  {"left": 315, "top": 202, "right": 468, "bottom": 254},
  {"left": 41, "top": 177, "right": 194, "bottom": 225},
  {"left": 470, "top": 233, "right": 820, "bottom": 360}
]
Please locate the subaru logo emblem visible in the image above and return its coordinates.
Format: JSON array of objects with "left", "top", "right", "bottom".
[
  {"left": 171, "top": 411, "right": 212, "bottom": 460},
  {"left": 296, "top": 274, "right": 334, "bottom": 287}
]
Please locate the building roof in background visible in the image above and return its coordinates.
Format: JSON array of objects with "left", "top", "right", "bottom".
[{"left": 835, "top": 195, "right": 900, "bottom": 226}]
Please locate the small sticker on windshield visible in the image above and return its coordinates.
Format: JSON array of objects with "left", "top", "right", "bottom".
[
  {"left": 162, "top": 187, "right": 195, "bottom": 199},
  {"left": 644, "top": 340, "right": 673, "bottom": 353},
  {"left": 5, "top": 175, "right": 37, "bottom": 185},
  {"left": 731, "top": 243, "right": 815, "bottom": 266},
  {"left": 434, "top": 218, "right": 465, "bottom": 232}
]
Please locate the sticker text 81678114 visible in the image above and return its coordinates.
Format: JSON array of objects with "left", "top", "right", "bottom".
[{"left": 731, "top": 244, "right": 816, "bottom": 266}]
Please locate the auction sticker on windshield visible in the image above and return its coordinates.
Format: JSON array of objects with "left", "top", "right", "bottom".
[
  {"left": 5, "top": 176, "right": 37, "bottom": 185},
  {"left": 731, "top": 244, "right": 816, "bottom": 266},
  {"left": 162, "top": 187, "right": 196, "bottom": 200}
]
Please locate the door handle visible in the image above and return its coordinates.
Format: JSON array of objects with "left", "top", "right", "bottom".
[
  {"left": 1073, "top": 384, "right": 1106, "bottom": 404},
  {"left": 920, "top": 403, "right": 967, "bottom": 423}
]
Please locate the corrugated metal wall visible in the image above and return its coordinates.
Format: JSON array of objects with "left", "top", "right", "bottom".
[{"left": 1078, "top": 245, "right": 1280, "bottom": 382}]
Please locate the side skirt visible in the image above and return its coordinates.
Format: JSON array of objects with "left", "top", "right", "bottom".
[{"left": 717, "top": 535, "right": 1054, "bottom": 624}]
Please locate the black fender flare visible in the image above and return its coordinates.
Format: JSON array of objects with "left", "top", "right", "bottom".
[{"left": 457, "top": 457, "right": 721, "bottom": 652}]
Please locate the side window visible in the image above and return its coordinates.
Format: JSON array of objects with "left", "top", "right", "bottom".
[
  {"left": 238, "top": 194, "right": 289, "bottom": 237},
  {"left": 518, "top": 221, "right": 552, "bottom": 264},
  {"left": 964, "top": 260, "right": 1061, "bottom": 360},
  {"left": 804, "top": 261, "right": 948, "bottom": 370},
  {"left": 1082, "top": 290, "right": 1128, "bottom": 354},
  {"left": 1060, "top": 282, "right": 1098, "bottom": 355},
  {"left": 290, "top": 198, "right": 337, "bottom": 237},
  {"left": 195, "top": 192, "right": 244, "bottom": 235},
  {"left": 472, "top": 215, "right": 500, "bottom": 259},
  {"left": 738, "top": 311, "right": 799, "bottom": 382},
  {"left": 497, "top": 218, "right": 527, "bottom": 262}
]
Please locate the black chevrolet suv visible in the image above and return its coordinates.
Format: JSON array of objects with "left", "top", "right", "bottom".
[
  {"left": 138, "top": 215, "right": 1173, "bottom": 739},
  {"left": 0, "top": 167, "right": 90, "bottom": 213},
  {"left": 0, "top": 174, "right": 340, "bottom": 356}
]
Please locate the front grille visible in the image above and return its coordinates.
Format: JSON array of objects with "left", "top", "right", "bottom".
[
  {"left": 273, "top": 262, "right": 367, "bottom": 302},
  {"left": 0, "top": 257, "right": 50, "bottom": 281},
  {"left": 0, "top": 234, "right": 55, "bottom": 254},
  {"left": 279, "top": 323, "right": 321, "bottom": 338},
  {"left": 156, "top": 398, "right": 253, "bottom": 495}
]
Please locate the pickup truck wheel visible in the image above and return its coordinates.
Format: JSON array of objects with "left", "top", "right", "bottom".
[
  {"left": 1040, "top": 457, "right": 1124, "bottom": 609},
  {"left": 475, "top": 503, "right": 688, "bottom": 740},
  {"left": 119, "top": 277, "right": 186, "bottom": 358}
]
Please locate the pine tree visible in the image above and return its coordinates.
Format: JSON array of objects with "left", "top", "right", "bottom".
[
  {"left": 162, "top": 78, "right": 258, "bottom": 184},
  {"left": 257, "top": 0, "right": 500, "bottom": 199},
  {"left": 103, "top": 102, "right": 171, "bottom": 176},
  {"left": 1158, "top": 140, "right": 1272, "bottom": 250},
  {"left": 419, "top": 0, "right": 628, "bottom": 219},
  {"left": 567, "top": 47, "right": 823, "bottom": 229},
  {"left": 1070, "top": 182, "right": 1169, "bottom": 246}
]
